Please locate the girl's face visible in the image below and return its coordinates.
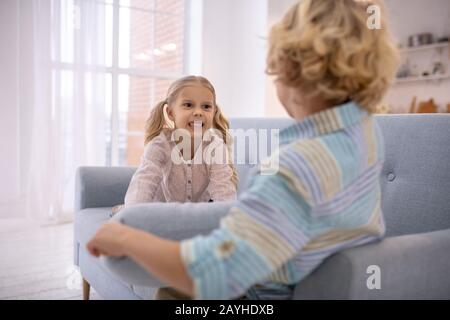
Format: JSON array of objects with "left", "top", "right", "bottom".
[{"left": 167, "top": 85, "right": 216, "bottom": 135}]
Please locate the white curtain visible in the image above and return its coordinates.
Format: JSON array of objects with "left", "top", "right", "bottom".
[{"left": 24, "top": 0, "right": 109, "bottom": 224}]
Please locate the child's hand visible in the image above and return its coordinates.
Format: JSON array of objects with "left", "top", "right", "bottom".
[
  {"left": 111, "top": 204, "right": 124, "bottom": 216},
  {"left": 86, "top": 222, "right": 132, "bottom": 258}
]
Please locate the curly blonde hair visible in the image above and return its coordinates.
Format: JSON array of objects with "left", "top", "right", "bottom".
[
  {"left": 144, "top": 75, "right": 238, "bottom": 187},
  {"left": 267, "top": 0, "right": 400, "bottom": 112}
]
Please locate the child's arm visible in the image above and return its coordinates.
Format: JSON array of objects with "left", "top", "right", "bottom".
[
  {"left": 205, "top": 137, "right": 237, "bottom": 201},
  {"left": 124, "top": 135, "right": 169, "bottom": 206},
  {"left": 89, "top": 167, "right": 307, "bottom": 300},
  {"left": 87, "top": 222, "right": 193, "bottom": 297},
  {"left": 207, "top": 163, "right": 236, "bottom": 201}
]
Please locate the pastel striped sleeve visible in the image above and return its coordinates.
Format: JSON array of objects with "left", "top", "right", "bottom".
[{"left": 180, "top": 169, "right": 312, "bottom": 299}]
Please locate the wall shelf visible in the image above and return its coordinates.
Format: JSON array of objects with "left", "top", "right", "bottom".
[
  {"left": 400, "top": 42, "right": 449, "bottom": 53},
  {"left": 394, "top": 73, "right": 450, "bottom": 84}
]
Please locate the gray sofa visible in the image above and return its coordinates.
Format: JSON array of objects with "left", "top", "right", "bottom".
[{"left": 74, "top": 115, "right": 450, "bottom": 299}]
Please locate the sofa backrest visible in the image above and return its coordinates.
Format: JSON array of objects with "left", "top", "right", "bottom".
[
  {"left": 76, "top": 115, "right": 450, "bottom": 237},
  {"left": 375, "top": 114, "right": 450, "bottom": 236},
  {"left": 229, "top": 118, "right": 294, "bottom": 193},
  {"left": 230, "top": 115, "right": 450, "bottom": 237}
]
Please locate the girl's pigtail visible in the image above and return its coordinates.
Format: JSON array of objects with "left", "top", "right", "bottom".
[
  {"left": 144, "top": 100, "right": 167, "bottom": 145},
  {"left": 213, "top": 105, "right": 239, "bottom": 188}
]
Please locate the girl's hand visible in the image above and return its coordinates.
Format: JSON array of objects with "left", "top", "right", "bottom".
[{"left": 86, "top": 222, "right": 133, "bottom": 258}]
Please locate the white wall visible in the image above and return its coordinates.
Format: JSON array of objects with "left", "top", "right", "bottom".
[
  {"left": 201, "top": 0, "right": 268, "bottom": 117},
  {"left": 200, "top": 0, "right": 296, "bottom": 118},
  {"left": 0, "top": 0, "right": 23, "bottom": 218},
  {"left": 387, "top": 0, "right": 450, "bottom": 43},
  {"left": 266, "top": 0, "right": 298, "bottom": 117}
]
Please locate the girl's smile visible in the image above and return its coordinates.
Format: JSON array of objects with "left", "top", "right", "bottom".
[{"left": 188, "top": 120, "right": 204, "bottom": 129}]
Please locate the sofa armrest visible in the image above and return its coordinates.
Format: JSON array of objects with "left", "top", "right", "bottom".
[
  {"left": 74, "top": 166, "right": 136, "bottom": 212},
  {"left": 294, "top": 229, "right": 450, "bottom": 299},
  {"left": 102, "top": 201, "right": 235, "bottom": 287}
]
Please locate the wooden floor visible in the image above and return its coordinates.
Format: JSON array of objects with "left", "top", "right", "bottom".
[{"left": 0, "top": 219, "right": 102, "bottom": 300}]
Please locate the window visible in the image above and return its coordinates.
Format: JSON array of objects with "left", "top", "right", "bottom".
[
  {"left": 52, "top": 0, "right": 190, "bottom": 167},
  {"left": 117, "top": 0, "right": 186, "bottom": 166}
]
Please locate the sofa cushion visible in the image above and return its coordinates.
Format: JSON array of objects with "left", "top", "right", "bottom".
[
  {"left": 293, "top": 228, "right": 450, "bottom": 299},
  {"left": 75, "top": 207, "right": 111, "bottom": 247}
]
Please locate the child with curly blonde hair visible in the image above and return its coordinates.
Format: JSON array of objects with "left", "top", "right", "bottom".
[{"left": 88, "top": 0, "right": 400, "bottom": 300}]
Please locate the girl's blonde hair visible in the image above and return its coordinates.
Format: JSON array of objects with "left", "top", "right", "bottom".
[
  {"left": 267, "top": 0, "right": 400, "bottom": 112},
  {"left": 144, "top": 75, "right": 238, "bottom": 188}
]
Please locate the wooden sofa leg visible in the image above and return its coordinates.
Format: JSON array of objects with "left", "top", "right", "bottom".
[{"left": 82, "top": 278, "right": 91, "bottom": 300}]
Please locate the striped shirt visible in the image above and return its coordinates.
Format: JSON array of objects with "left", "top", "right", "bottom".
[{"left": 180, "top": 101, "right": 386, "bottom": 300}]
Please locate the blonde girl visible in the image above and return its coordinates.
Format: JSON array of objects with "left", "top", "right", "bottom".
[{"left": 112, "top": 75, "right": 237, "bottom": 215}]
